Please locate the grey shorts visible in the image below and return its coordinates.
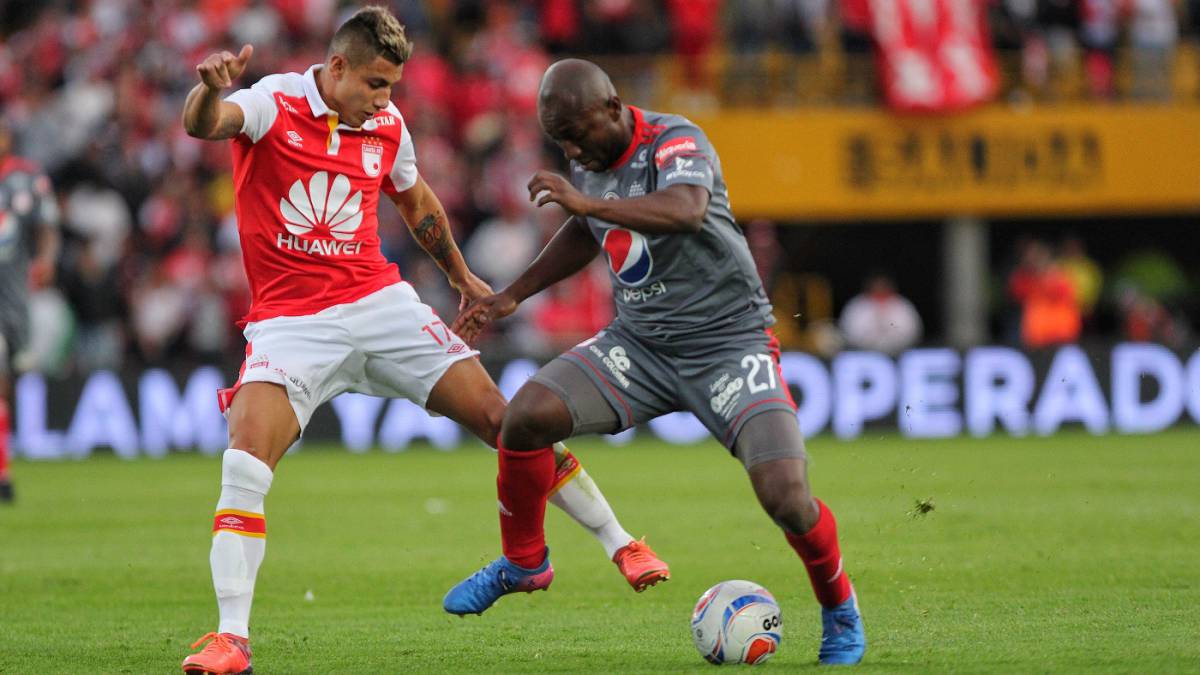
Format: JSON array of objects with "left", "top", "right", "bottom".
[{"left": 534, "top": 322, "right": 799, "bottom": 451}]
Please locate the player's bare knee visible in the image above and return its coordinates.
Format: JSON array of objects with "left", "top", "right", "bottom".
[
  {"left": 227, "top": 418, "right": 294, "bottom": 469},
  {"left": 758, "top": 485, "right": 802, "bottom": 521},
  {"left": 477, "top": 397, "right": 506, "bottom": 448},
  {"left": 500, "top": 407, "right": 554, "bottom": 450},
  {"left": 750, "top": 461, "right": 817, "bottom": 532},
  {"left": 226, "top": 431, "right": 278, "bottom": 468},
  {"left": 768, "top": 496, "right": 819, "bottom": 534},
  {"left": 501, "top": 385, "right": 570, "bottom": 450}
]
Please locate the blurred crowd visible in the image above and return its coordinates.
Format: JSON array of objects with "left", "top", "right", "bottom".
[
  {"left": 1, "top": 0, "right": 1198, "bottom": 377},
  {"left": 989, "top": 0, "right": 1200, "bottom": 102},
  {"left": 1000, "top": 237, "right": 1193, "bottom": 349},
  {"left": 744, "top": 221, "right": 1196, "bottom": 357},
  {"left": 730, "top": 0, "right": 1200, "bottom": 106}
]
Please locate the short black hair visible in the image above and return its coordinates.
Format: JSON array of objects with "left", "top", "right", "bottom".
[{"left": 329, "top": 6, "right": 413, "bottom": 67}]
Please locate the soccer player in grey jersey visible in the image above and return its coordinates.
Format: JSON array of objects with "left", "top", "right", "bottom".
[
  {"left": 444, "top": 59, "right": 865, "bottom": 665},
  {"left": 0, "top": 120, "right": 61, "bottom": 504}
]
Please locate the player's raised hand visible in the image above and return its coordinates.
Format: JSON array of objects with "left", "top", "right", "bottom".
[
  {"left": 528, "top": 170, "right": 594, "bottom": 217},
  {"left": 196, "top": 44, "right": 253, "bottom": 91},
  {"left": 451, "top": 291, "right": 519, "bottom": 345}
]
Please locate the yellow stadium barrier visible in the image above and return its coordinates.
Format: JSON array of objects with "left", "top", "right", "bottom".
[{"left": 691, "top": 105, "right": 1200, "bottom": 220}]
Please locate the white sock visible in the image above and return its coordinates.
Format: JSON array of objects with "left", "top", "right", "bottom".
[
  {"left": 210, "top": 449, "right": 273, "bottom": 639},
  {"left": 548, "top": 442, "right": 635, "bottom": 559}
]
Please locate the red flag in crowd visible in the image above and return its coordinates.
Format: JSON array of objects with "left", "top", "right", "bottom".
[{"left": 869, "top": 0, "right": 999, "bottom": 112}]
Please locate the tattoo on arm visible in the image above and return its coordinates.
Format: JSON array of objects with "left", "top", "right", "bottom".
[{"left": 413, "top": 212, "right": 453, "bottom": 268}]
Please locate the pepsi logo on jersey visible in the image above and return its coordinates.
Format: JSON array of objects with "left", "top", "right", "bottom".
[{"left": 602, "top": 228, "right": 653, "bottom": 286}]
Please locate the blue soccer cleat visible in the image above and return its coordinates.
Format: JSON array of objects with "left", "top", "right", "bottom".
[
  {"left": 443, "top": 548, "right": 554, "bottom": 616},
  {"left": 819, "top": 588, "right": 866, "bottom": 665}
]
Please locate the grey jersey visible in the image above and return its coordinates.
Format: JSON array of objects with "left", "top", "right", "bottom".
[
  {"left": 0, "top": 157, "right": 58, "bottom": 316},
  {"left": 571, "top": 107, "right": 773, "bottom": 348}
]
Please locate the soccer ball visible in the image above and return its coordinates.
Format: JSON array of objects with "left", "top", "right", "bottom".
[{"left": 690, "top": 580, "right": 782, "bottom": 665}]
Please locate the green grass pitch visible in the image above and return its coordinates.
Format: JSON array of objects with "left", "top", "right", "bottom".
[{"left": 2, "top": 430, "right": 1198, "bottom": 673}]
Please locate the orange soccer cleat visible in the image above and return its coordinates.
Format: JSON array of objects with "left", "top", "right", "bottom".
[
  {"left": 613, "top": 537, "right": 670, "bottom": 592},
  {"left": 181, "top": 632, "right": 253, "bottom": 675}
]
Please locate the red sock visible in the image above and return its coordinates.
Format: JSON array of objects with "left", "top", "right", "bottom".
[
  {"left": 0, "top": 397, "right": 10, "bottom": 481},
  {"left": 784, "top": 499, "right": 852, "bottom": 608},
  {"left": 497, "top": 442, "right": 555, "bottom": 569}
]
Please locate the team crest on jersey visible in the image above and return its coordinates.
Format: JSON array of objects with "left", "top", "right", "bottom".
[
  {"left": 602, "top": 228, "right": 652, "bottom": 286},
  {"left": 361, "top": 138, "right": 383, "bottom": 177}
]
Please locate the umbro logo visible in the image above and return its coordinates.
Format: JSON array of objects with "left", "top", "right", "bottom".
[
  {"left": 286, "top": 130, "right": 304, "bottom": 148},
  {"left": 220, "top": 516, "right": 244, "bottom": 527}
]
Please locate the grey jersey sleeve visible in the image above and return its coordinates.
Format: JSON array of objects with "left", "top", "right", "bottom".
[{"left": 651, "top": 124, "right": 715, "bottom": 193}]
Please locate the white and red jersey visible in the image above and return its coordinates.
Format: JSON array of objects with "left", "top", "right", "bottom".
[{"left": 225, "top": 64, "right": 418, "bottom": 325}]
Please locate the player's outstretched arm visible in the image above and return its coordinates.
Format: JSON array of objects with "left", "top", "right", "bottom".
[
  {"left": 183, "top": 45, "right": 253, "bottom": 140},
  {"left": 389, "top": 177, "right": 490, "bottom": 307},
  {"left": 452, "top": 216, "right": 599, "bottom": 343},
  {"left": 529, "top": 170, "right": 709, "bottom": 235},
  {"left": 505, "top": 215, "right": 600, "bottom": 304}
]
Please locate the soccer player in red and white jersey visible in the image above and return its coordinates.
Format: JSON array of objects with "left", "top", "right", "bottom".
[{"left": 179, "top": 8, "right": 666, "bottom": 673}]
